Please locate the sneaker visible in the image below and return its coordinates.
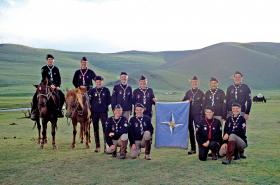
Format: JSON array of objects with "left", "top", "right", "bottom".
[{"left": 145, "top": 154, "right": 152, "bottom": 160}]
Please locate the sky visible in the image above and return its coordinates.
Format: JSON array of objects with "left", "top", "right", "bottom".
[{"left": 0, "top": 0, "right": 280, "bottom": 52}]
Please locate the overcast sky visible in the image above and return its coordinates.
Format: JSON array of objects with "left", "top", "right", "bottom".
[{"left": 0, "top": 0, "right": 279, "bottom": 52}]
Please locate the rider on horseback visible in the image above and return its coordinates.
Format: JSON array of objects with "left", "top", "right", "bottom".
[{"left": 31, "top": 54, "right": 65, "bottom": 120}]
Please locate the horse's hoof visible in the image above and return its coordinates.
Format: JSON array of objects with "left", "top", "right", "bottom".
[
  {"left": 40, "top": 144, "right": 44, "bottom": 149},
  {"left": 53, "top": 145, "right": 57, "bottom": 150},
  {"left": 71, "top": 144, "right": 76, "bottom": 149},
  {"left": 86, "top": 144, "right": 90, "bottom": 149},
  {"left": 80, "top": 140, "right": 83, "bottom": 144}
]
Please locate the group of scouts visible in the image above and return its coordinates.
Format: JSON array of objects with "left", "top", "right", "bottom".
[{"left": 31, "top": 54, "right": 252, "bottom": 164}]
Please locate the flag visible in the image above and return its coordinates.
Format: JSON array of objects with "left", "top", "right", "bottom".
[{"left": 155, "top": 101, "right": 190, "bottom": 149}]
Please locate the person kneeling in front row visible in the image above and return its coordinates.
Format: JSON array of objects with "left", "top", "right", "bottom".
[
  {"left": 105, "top": 104, "right": 129, "bottom": 159},
  {"left": 129, "top": 103, "right": 154, "bottom": 160},
  {"left": 196, "top": 106, "right": 222, "bottom": 161},
  {"left": 221, "top": 102, "right": 247, "bottom": 165}
]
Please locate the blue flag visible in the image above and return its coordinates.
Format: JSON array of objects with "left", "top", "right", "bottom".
[{"left": 155, "top": 101, "right": 190, "bottom": 149}]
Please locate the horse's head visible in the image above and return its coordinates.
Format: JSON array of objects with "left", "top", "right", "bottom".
[
  {"left": 65, "top": 89, "right": 78, "bottom": 118},
  {"left": 36, "top": 81, "right": 52, "bottom": 118}
]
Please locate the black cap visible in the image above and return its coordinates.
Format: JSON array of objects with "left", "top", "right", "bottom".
[
  {"left": 192, "top": 76, "right": 198, "bottom": 80},
  {"left": 204, "top": 106, "right": 214, "bottom": 112},
  {"left": 139, "top": 75, "right": 146, "bottom": 81},
  {"left": 114, "top": 104, "right": 122, "bottom": 110},
  {"left": 232, "top": 102, "right": 241, "bottom": 108},
  {"left": 94, "top": 76, "right": 103, "bottom": 81},
  {"left": 81, "top": 57, "right": 88, "bottom": 61},
  {"left": 120, "top": 72, "right": 128, "bottom": 76},
  {"left": 135, "top": 103, "right": 145, "bottom": 109},
  {"left": 234, "top": 71, "right": 243, "bottom": 77},
  {"left": 46, "top": 54, "right": 54, "bottom": 60},
  {"left": 210, "top": 77, "right": 218, "bottom": 82}
]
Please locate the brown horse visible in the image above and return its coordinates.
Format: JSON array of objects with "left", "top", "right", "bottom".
[
  {"left": 65, "top": 88, "right": 91, "bottom": 149},
  {"left": 36, "top": 80, "right": 58, "bottom": 149}
]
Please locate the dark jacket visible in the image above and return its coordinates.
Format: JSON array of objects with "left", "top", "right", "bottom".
[
  {"left": 196, "top": 118, "right": 222, "bottom": 146},
  {"left": 105, "top": 116, "right": 129, "bottom": 146},
  {"left": 183, "top": 88, "right": 204, "bottom": 116},
  {"left": 226, "top": 84, "right": 252, "bottom": 114},
  {"left": 203, "top": 88, "right": 226, "bottom": 119},
  {"left": 111, "top": 84, "right": 133, "bottom": 111},
  {"left": 128, "top": 115, "right": 154, "bottom": 144},
  {"left": 41, "top": 65, "right": 61, "bottom": 87},
  {"left": 132, "top": 88, "right": 155, "bottom": 116},
  {"left": 88, "top": 87, "right": 111, "bottom": 113},
  {"left": 72, "top": 68, "right": 96, "bottom": 90},
  {"left": 224, "top": 114, "right": 247, "bottom": 144}
]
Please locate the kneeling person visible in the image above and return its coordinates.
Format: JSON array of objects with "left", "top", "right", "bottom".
[
  {"left": 196, "top": 107, "right": 222, "bottom": 161},
  {"left": 221, "top": 103, "right": 247, "bottom": 165},
  {"left": 105, "top": 104, "right": 129, "bottom": 159},
  {"left": 129, "top": 104, "right": 154, "bottom": 160}
]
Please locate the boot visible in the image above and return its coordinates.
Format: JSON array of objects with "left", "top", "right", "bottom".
[
  {"left": 187, "top": 150, "right": 196, "bottom": 155},
  {"left": 233, "top": 148, "right": 240, "bottom": 160},
  {"left": 222, "top": 141, "right": 236, "bottom": 165},
  {"left": 211, "top": 151, "right": 218, "bottom": 160},
  {"left": 144, "top": 140, "right": 152, "bottom": 160},
  {"left": 240, "top": 149, "right": 247, "bottom": 159},
  {"left": 31, "top": 109, "right": 39, "bottom": 121},
  {"left": 119, "top": 140, "right": 128, "bottom": 159},
  {"left": 112, "top": 151, "right": 117, "bottom": 158}
]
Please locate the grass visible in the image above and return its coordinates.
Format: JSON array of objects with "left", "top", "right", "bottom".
[{"left": 0, "top": 93, "right": 280, "bottom": 185}]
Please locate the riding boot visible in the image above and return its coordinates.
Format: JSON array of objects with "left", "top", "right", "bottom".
[
  {"left": 31, "top": 94, "right": 39, "bottom": 121},
  {"left": 222, "top": 141, "right": 236, "bottom": 165},
  {"left": 119, "top": 140, "right": 128, "bottom": 159},
  {"left": 144, "top": 140, "right": 152, "bottom": 160}
]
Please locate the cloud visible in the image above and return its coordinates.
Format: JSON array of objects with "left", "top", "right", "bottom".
[{"left": 0, "top": 0, "right": 280, "bottom": 52}]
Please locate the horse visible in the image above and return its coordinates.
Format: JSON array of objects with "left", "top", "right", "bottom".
[
  {"left": 253, "top": 96, "right": 267, "bottom": 103},
  {"left": 35, "top": 80, "right": 59, "bottom": 149},
  {"left": 65, "top": 88, "right": 91, "bottom": 149}
]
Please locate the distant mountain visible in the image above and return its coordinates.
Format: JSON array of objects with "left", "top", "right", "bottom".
[{"left": 0, "top": 42, "right": 279, "bottom": 98}]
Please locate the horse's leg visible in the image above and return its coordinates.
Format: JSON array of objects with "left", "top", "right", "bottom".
[
  {"left": 80, "top": 123, "right": 84, "bottom": 144},
  {"left": 88, "top": 123, "right": 91, "bottom": 143},
  {"left": 51, "top": 119, "right": 57, "bottom": 150},
  {"left": 41, "top": 119, "right": 47, "bottom": 149},
  {"left": 36, "top": 117, "right": 41, "bottom": 144},
  {"left": 85, "top": 121, "right": 90, "bottom": 149},
  {"left": 72, "top": 120, "right": 77, "bottom": 149}
]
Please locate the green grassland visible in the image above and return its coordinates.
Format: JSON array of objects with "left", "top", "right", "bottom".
[{"left": 0, "top": 93, "right": 280, "bottom": 185}]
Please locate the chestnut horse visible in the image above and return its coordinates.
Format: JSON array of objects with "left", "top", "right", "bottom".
[
  {"left": 65, "top": 88, "right": 91, "bottom": 149},
  {"left": 36, "top": 80, "right": 58, "bottom": 149}
]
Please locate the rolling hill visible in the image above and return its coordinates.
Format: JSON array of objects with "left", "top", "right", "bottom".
[{"left": 0, "top": 42, "right": 279, "bottom": 99}]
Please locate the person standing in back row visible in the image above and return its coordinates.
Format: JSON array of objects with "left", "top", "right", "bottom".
[
  {"left": 111, "top": 72, "right": 133, "bottom": 121},
  {"left": 182, "top": 76, "right": 204, "bottom": 155},
  {"left": 226, "top": 71, "right": 252, "bottom": 120}
]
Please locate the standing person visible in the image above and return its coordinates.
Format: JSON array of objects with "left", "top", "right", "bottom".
[
  {"left": 129, "top": 104, "right": 154, "bottom": 160},
  {"left": 111, "top": 72, "right": 133, "bottom": 121},
  {"left": 132, "top": 75, "right": 157, "bottom": 118},
  {"left": 221, "top": 103, "right": 247, "bottom": 165},
  {"left": 196, "top": 107, "right": 222, "bottom": 161},
  {"left": 105, "top": 105, "right": 129, "bottom": 159},
  {"left": 88, "top": 76, "right": 111, "bottom": 153},
  {"left": 72, "top": 57, "right": 96, "bottom": 91},
  {"left": 226, "top": 71, "right": 252, "bottom": 120},
  {"left": 182, "top": 76, "right": 204, "bottom": 155},
  {"left": 31, "top": 54, "right": 65, "bottom": 120},
  {"left": 203, "top": 77, "right": 226, "bottom": 123}
]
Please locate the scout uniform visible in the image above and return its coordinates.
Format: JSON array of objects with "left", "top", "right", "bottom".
[
  {"left": 129, "top": 104, "right": 154, "bottom": 160},
  {"left": 203, "top": 77, "right": 226, "bottom": 122},
  {"left": 226, "top": 71, "right": 252, "bottom": 117},
  {"left": 111, "top": 72, "right": 133, "bottom": 120},
  {"left": 132, "top": 76, "right": 156, "bottom": 118},
  {"left": 88, "top": 76, "right": 111, "bottom": 152},
  {"left": 72, "top": 57, "right": 96, "bottom": 91},
  {"left": 221, "top": 103, "right": 247, "bottom": 165},
  {"left": 196, "top": 116, "right": 222, "bottom": 161},
  {"left": 182, "top": 76, "right": 204, "bottom": 154},
  {"left": 105, "top": 105, "right": 129, "bottom": 159}
]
